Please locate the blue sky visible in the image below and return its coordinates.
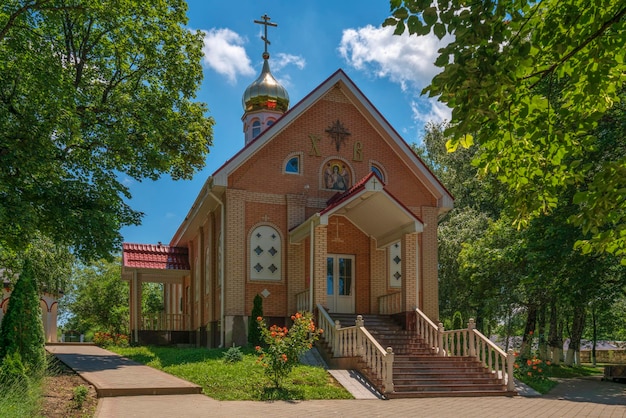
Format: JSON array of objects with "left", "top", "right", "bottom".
[{"left": 120, "top": 0, "right": 451, "bottom": 245}]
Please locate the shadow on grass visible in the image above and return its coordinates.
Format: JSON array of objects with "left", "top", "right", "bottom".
[{"left": 260, "top": 386, "right": 305, "bottom": 401}]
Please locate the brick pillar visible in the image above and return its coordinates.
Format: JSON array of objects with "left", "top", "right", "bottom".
[
  {"left": 286, "top": 194, "right": 307, "bottom": 314},
  {"left": 224, "top": 189, "right": 246, "bottom": 346},
  {"left": 224, "top": 189, "right": 246, "bottom": 316},
  {"left": 370, "top": 238, "right": 386, "bottom": 313},
  {"left": 420, "top": 206, "right": 439, "bottom": 322},
  {"left": 401, "top": 233, "right": 418, "bottom": 312},
  {"left": 313, "top": 225, "right": 328, "bottom": 309}
]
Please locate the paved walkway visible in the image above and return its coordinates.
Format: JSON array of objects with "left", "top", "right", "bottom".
[{"left": 47, "top": 344, "right": 626, "bottom": 418}]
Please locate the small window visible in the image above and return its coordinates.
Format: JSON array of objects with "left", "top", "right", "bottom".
[
  {"left": 389, "top": 241, "right": 401, "bottom": 288},
  {"left": 267, "top": 119, "right": 275, "bottom": 127},
  {"left": 252, "top": 120, "right": 261, "bottom": 138},
  {"left": 371, "top": 165, "right": 384, "bottom": 182},
  {"left": 285, "top": 156, "right": 299, "bottom": 174}
]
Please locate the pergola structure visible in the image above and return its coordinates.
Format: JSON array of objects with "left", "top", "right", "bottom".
[{"left": 121, "top": 243, "right": 190, "bottom": 343}]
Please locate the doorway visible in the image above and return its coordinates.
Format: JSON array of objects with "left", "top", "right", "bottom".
[{"left": 326, "top": 255, "right": 355, "bottom": 313}]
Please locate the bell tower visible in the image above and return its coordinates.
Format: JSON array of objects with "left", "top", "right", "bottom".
[{"left": 241, "top": 15, "right": 290, "bottom": 145}]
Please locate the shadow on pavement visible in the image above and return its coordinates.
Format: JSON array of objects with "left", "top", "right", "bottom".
[{"left": 544, "top": 376, "right": 626, "bottom": 405}]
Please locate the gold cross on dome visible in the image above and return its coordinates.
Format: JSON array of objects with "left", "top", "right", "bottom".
[
  {"left": 326, "top": 120, "right": 351, "bottom": 151},
  {"left": 254, "top": 14, "right": 277, "bottom": 55}
]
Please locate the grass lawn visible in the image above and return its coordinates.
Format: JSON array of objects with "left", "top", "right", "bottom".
[
  {"left": 518, "top": 363, "right": 604, "bottom": 394},
  {"left": 109, "top": 345, "right": 353, "bottom": 401}
]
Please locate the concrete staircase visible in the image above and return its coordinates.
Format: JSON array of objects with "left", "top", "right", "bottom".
[{"left": 329, "top": 313, "right": 514, "bottom": 398}]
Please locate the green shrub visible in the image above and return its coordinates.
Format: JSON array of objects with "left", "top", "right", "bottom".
[
  {"left": 255, "top": 312, "right": 323, "bottom": 388},
  {"left": 0, "top": 352, "right": 29, "bottom": 387},
  {"left": 248, "top": 294, "right": 263, "bottom": 347},
  {"left": 0, "top": 259, "right": 46, "bottom": 373},
  {"left": 222, "top": 346, "right": 244, "bottom": 363},
  {"left": 72, "top": 385, "right": 89, "bottom": 409}
]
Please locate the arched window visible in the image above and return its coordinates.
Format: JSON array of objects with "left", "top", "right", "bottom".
[
  {"left": 285, "top": 156, "right": 299, "bottom": 174},
  {"left": 371, "top": 164, "right": 384, "bottom": 182},
  {"left": 250, "top": 226, "right": 281, "bottom": 281},
  {"left": 252, "top": 120, "right": 261, "bottom": 138},
  {"left": 266, "top": 119, "right": 275, "bottom": 128}
]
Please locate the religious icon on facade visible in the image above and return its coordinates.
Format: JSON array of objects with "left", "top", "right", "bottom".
[{"left": 324, "top": 161, "right": 350, "bottom": 191}]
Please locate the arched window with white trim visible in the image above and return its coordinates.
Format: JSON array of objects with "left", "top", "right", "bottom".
[{"left": 250, "top": 225, "right": 281, "bottom": 281}]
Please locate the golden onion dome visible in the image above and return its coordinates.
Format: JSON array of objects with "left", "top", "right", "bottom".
[{"left": 242, "top": 52, "right": 289, "bottom": 113}]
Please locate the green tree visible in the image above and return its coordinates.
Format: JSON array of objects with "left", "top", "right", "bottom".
[
  {"left": 142, "top": 283, "right": 164, "bottom": 316},
  {"left": 1, "top": 233, "right": 73, "bottom": 296},
  {"left": 63, "top": 258, "right": 128, "bottom": 335},
  {"left": 0, "top": 0, "right": 214, "bottom": 261},
  {"left": 387, "top": 0, "right": 626, "bottom": 262},
  {"left": 0, "top": 259, "right": 46, "bottom": 373},
  {"left": 248, "top": 294, "right": 263, "bottom": 347}
]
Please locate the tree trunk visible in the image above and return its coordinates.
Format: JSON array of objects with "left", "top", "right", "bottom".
[
  {"left": 591, "top": 304, "right": 597, "bottom": 367},
  {"left": 520, "top": 303, "right": 537, "bottom": 360},
  {"left": 547, "top": 299, "right": 562, "bottom": 365},
  {"left": 538, "top": 303, "right": 548, "bottom": 359},
  {"left": 565, "top": 305, "right": 586, "bottom": 366}
]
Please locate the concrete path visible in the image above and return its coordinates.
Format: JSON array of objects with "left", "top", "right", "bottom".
[
  {"left": 46, "top": 344, "right": 201, "bottom": 397},
  {"left": 48, "top": 344, "right": 626, "bottom": 418}
]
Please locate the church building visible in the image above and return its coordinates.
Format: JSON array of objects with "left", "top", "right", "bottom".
[{"left": 122, "top": 16, "right": 453, "bottom": 347}]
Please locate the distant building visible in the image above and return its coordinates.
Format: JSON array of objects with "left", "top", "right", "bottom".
[{"left": 0, "top": 269, "right": 59, "bottom": 343}]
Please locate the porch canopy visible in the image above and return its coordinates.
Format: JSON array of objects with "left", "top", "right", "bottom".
[
  {"left": 122, "top": 243, "right": 190, "bottom": 340},
  {"left": 122, "top": 243, "right": 190, "bottom": 283},
  {"left": 290, "top": 173, "right": 423, "bottom": 248}
]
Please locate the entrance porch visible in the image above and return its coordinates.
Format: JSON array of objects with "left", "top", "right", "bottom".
[
  {"left": 121, "top": 243, "right": 192, "bottom": 345},
  {"left": 290, "top": 173, "right": 424, "bottom": 318}
]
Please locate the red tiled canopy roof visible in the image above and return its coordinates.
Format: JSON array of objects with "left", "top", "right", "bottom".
[{"left": 122, "top": 243, "right": 190, "bottom": 271}]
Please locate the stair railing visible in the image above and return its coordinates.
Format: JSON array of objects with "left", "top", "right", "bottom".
[
  {"left": 316, "top": 304, "right": 358, "bottom": 357},
  {"left": 439, "top": 317, "right": 515, "bottom": 391},
  {"left": 356, "top": 316, "right": 395, "bottom": 393},
  {"left": 317, "top": 305, "right": 395, "bottom": 393},
  {"left": 414, "top": 308, "right": 444, "bottom": 355},
  {"left": 467, "top": 319, "right": 516, "bottom": 391}
]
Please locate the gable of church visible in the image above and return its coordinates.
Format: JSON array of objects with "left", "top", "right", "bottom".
[{"left": 228, "top": 84, "right": 437, "bottom": 211}]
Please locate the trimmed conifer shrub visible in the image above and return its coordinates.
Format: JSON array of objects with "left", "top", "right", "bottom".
[
  {"left": 248, "top": 294, "right": 263, "bottom": 346},
  {"left": 0, "top": 259, "right": 46, "bottom": 373}
]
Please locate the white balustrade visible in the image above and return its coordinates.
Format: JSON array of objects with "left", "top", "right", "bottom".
[
  {"left": 378, "top": 292, "right": 402, "bottom": 315},
  {"left": 317, "top": 305, "right": 395, "bottom": 393},
  {"left": 296, "top": 289, "right": 311, "bottom": 313},
  {"left": 141, "top": 313, "right": 189, "bottom": 331}
]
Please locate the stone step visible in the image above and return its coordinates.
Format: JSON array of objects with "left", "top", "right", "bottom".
[
  {"left": 393, "top": 377, "right": 502, "bottom": 385},
  {"left": 386, "top": 390, "right": 516, "bottom": 399},
  {"left": 325, "top": 312, "right": 512, "bottom": 398},
  {"left": 394, "top": 383, "right": 506, "bottom": 392},
  {"left": 393, "top": 371, "right": 496, "bottom": 379}
]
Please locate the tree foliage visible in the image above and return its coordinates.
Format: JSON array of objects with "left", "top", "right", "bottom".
[
  {"left": 0, "top": 259, "right": 46, "bottom": 373},
  {"left": 0, "top": 0, "right": 214, "bottom": 260},
  {"left": 0, "top": 233, "right": 73, "bottom": 295},
  {"left": 62, "top": 257, "right": 128, "bottom": 334},
  {"left": 248, "top": 294, "right": 263, "bottom": 347},
  {"left": 387, "top": 0, "right": 626, "bottom": 262}
]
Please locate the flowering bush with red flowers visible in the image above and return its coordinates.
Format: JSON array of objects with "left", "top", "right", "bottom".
[
  {"left": 93, "top": 332, "right": 129, "bottom": 348},
  {"left": 255, "top": 312, "right": 323, "bottom": 388},
  {"left": 513, "top": 352, "right": 550, "bottom": 382}
]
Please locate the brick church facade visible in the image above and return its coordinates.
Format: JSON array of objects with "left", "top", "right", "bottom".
[{"left": 122, "top": 35, "right": 453, "bottom": 347}]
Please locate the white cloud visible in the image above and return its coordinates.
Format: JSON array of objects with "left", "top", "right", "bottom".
[
  {"left": 201, "top": 28, "right": 255, "bottom": 84},
  {"left": 338, "top": 25, "right": 450, "bottom": 92},
  {"left": 273, "top": 53, "right": 306, "bottom": 72},
  {"left": 411, "top": 99, "right": 451, "bottom": 125}
]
